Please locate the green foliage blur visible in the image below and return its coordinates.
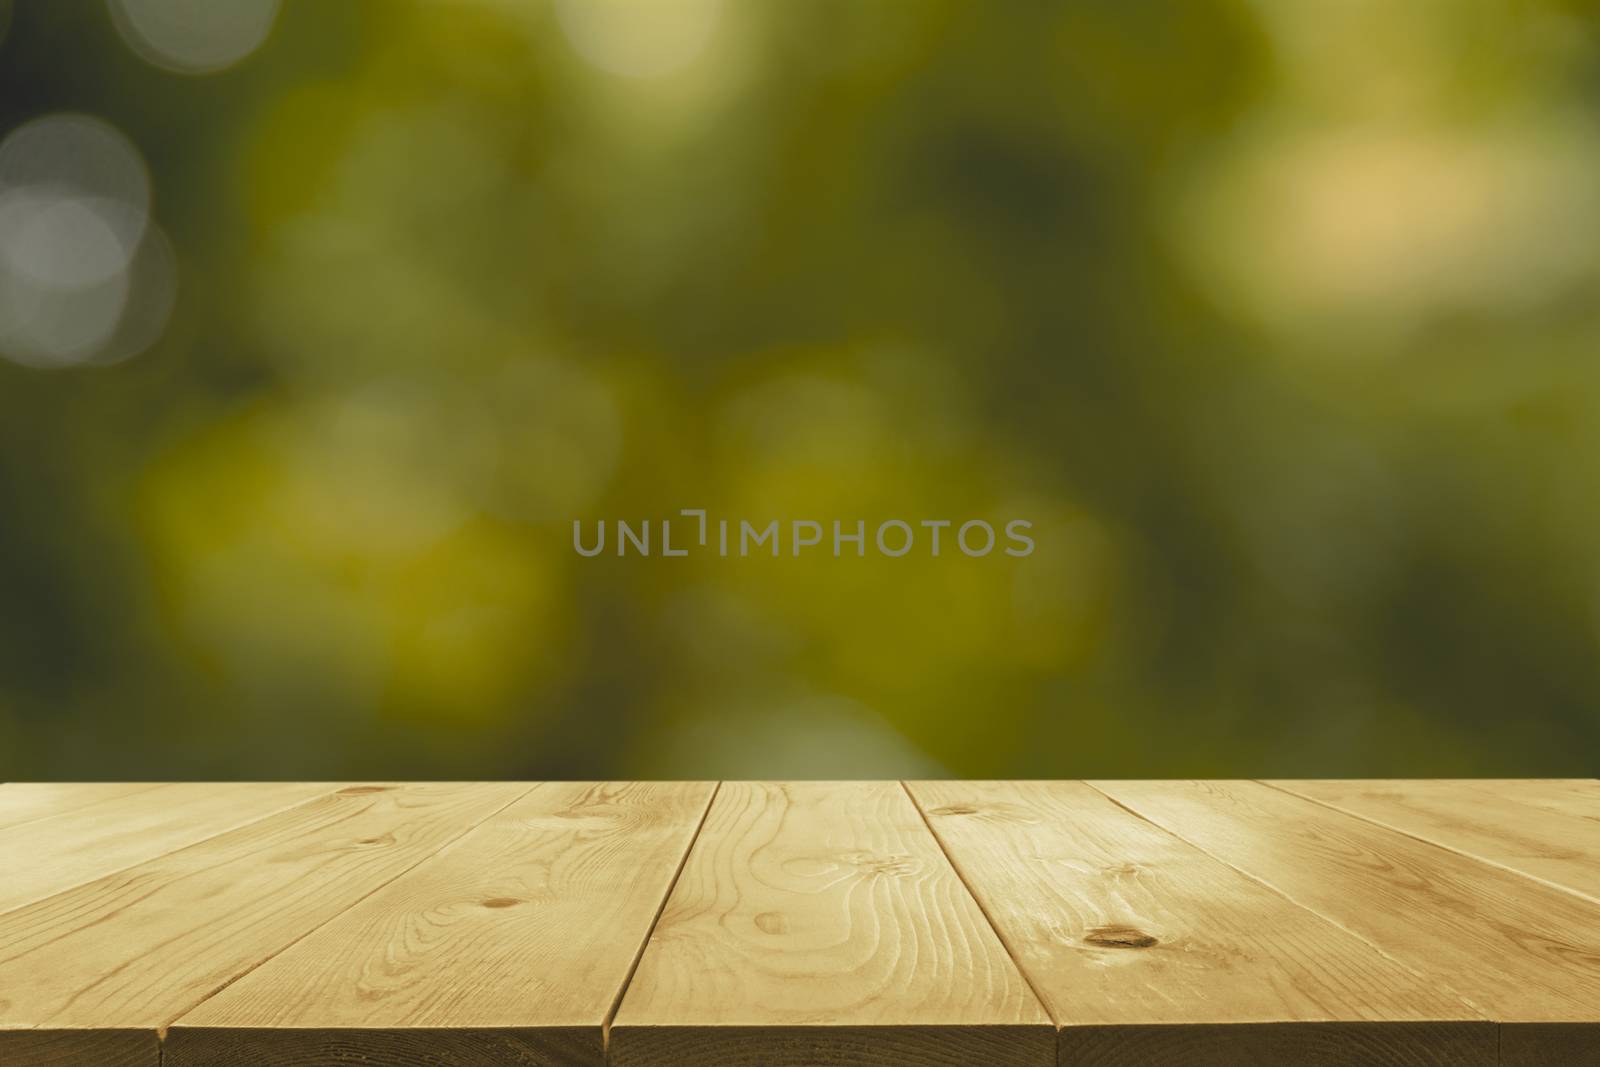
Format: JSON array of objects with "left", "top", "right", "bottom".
[{"left": 3, "top": 0, "right": 1600, "bottom": 780}]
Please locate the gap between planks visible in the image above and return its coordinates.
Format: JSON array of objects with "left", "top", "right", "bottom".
[
  {"left": 1087, "top": 780, "right": 1600, "bottom": 1067},
  {"left": 153, "top": 782, "right": 541, "bottom": 1040},
  {"left": 908, "top": 780, "right": 1519, "bottom": 1067},
  {"left": 0, "top": 782, "right": 169, "bottom": 834},
  {"left": 599, "top": 780, "right": 722, "bottom": 1053},
  {"left": 1077, "top": 780, "right": 1493, "bottom": 1020},
  {"left": 899, "top": 779, "right": 1060, "bottom": 1036},
  {"left": 1258, "top": 779, "right": 1600, "bottom": 908},
  {"left": 8, "top": 780, "right": 1596, "bottom": 1065},
  {"left": 0, "top": 783, "right": 342, "bottom": 918}
]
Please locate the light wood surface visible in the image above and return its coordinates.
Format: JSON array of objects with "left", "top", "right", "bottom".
[
  {"left": 0, "top": 782, "right": 527, "bottom": 1061},
  {"left": 0, "top": 782, "right": 164, "bottom": 832},
  {"left": 609, "top": 781, "right": 1054, "bottom": 1066},
  {"left": 1272, "top": 779, "right": 1600, "bottom": 903},
  {"left": 0, "top": 782, "right": 334, "bottom": 914},
  {"left": 167, "top": 782, "right": 715, "bottom": 1066},
  {"left": 0, "top": 779, "right": 1595, "bottom": 1065},
  {"left": 909, "top": 780, "right": 1494, "bottom": 1066},
  {"left": 1093, "top": 779, "right": 1600, "bottom": 1064}
]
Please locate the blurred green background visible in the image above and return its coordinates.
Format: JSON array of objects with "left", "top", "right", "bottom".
[{"left": 3, "top": 0, "right": 1599, "bottom": 780}]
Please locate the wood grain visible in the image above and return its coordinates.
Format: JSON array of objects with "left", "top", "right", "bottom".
[
  {"left": 167, "top": 781, "right": 716, "bottom": 1067},
  {"left": 1272, "top": 779, "right": 1600, "bottom": 903},
  {"left": 612, "top": 1024, "right": 1053, "bottom": 1066},
  {"left": 609, "top": 780, "right": 1053, "bottom": 1067},
  {"left": 163, "top": 1027, "right": 597, "bottom": 1067},
  {"left": 0, "top": 1029, "right": 158, "bottom": 1067},
  {"left": 0, "top": 781, "right": 334, "bottom": 914},
  {"left": 1059, "top": 1022, "right": 1496, "bottom": 1067},
  {"left": 0, "top": 783, "right": 164, "bottom": 832},
  {"left": 0, "top": 782, "right": 528, "bottom": 1060},
  {"left": 3, "top": 780, "right": 1596, "bottom": 1064},
  {"left": 1093, "top": 779, "right": 1600, "bottom": 1057},
  {"left": 1500, "top": 1022, "right": 1600, "bottom": 1067},
  {"left": 1497, "top": 1023, "right": 1600, "bottom": 1067},
  {"left": 909, "top": 780, "right": 1492, "bottom": 1066}
]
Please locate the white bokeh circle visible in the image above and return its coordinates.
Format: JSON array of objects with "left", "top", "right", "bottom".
[
  {"left": 0, "top": 113, "right": 151, "bottom": 268},
  {"left": 0, "top": 114, "right": 175, "bottom": 368},
  {"left": 0, "top": 249, "right": 130, "bottom": 368},
  {"left": 107, "top": 0, "right": 281, "bottom": 75}
]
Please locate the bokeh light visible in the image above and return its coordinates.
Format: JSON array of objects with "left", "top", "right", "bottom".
[
  {"left": 3, "top": 1, "right": 1600, "bottom": 780},
  {"left": 108, "top": 0, "right": 280, "bottom": 75},
  {"left": 0, "top": 113, "right": 150, "bottom": 264},
  {"left": 95, "top": 224, "right": 177, "bottom": 366},
  {"left": 555, "top": 0, "right": 723, "bottom": 79},
  {"left": 0, "top": 113, "right": 170, "bottom": 368}
]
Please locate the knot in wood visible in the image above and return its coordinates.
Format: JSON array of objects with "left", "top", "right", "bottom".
[
  {"left": 857, "top": 854, "right": 917, "bottom": 876},
  {"left": 1083, "top": 924, "right": 1158, "bottom": 949}
]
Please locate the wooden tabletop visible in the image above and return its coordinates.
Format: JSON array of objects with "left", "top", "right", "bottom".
[{"left": 0, "top": 781, "right": 1595, "bottom": 1066}]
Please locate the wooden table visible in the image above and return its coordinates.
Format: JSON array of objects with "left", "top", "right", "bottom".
[{"left": 0, "top": 780, "right": 1595, "bottom": 1065}]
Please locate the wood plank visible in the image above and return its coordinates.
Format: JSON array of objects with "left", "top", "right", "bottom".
[
  {"left": 908, "top": 780, "right": 1493, "bottom": 1067},
  {"left": 0, "top": 783, "right": 164, "bottom": 831},
  {"left": 614, "top": 1025, "right": 1051, "bottom": 1066},
  {"left": 1053, "top": 1023, "right": 1497, "bottom": 1067},
  {"left": 1271, "top": 779, "right": 1600, "bottom": 902},
  {"left": 609, "top": 780, "right": 1054, "bottom": 1067},
  {"left": 0, "top": 1030, "right": 156, "bottom": 1067},
  {"left": 1501, "top": 1023, "right": 1600, "bottom": 1067},
  {"left": 165, "top": 1028, "right": 591, "bottom": 1066},
  {"left": 166, "top": 781, "right": 716, "bottom": 1067},
  {"left": 0, "top": 782, "right": 336, "bottom": 914},
  {"left": 1425, "top": 778, "right": 1600, "bottom": 817},
  {"left": 1092, "top": 780, "right": 1600, "bottom": 1058},
  {"left": 0, "top": 782, "right": 528, "bottom": 1062}
]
